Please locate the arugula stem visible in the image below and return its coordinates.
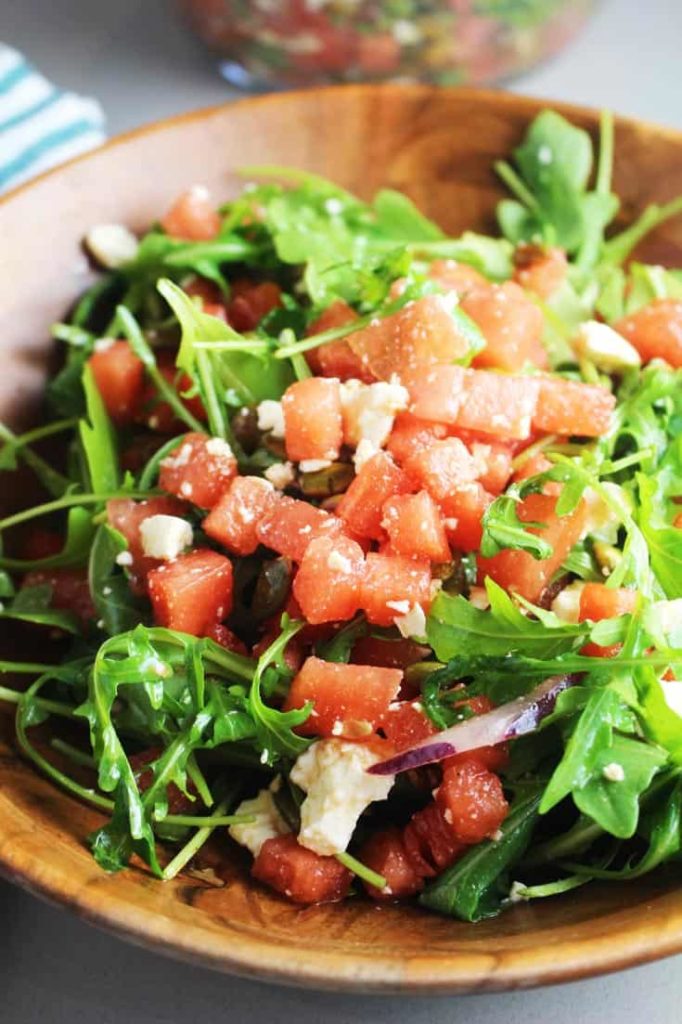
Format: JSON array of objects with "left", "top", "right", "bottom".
[
  {"left": 274, "top": 313, "right": 375, "bottom": 359},
  {"left": 162, "top": 812, "right": 255, "bottom": 828},
  {"left": 596, "top": 110, "right": 615, "bottom": 196},
  {"left": 0, "top": 421, "right": 72, "bottom": 497},
  {"left": 187, "top": 753, "right": 214, "bottom": 809},
  {"left": 0, "top": 489, "right": 156, "bottom": 533},
  {"left": 116, "top": 305, "right": 205, "bottom": 433},
  {"left": 335, "top": 850, "right": 386, "bottom": 890},
  {"left": 494, "top": 160, "right": 542, "bottom": 212},
  {"left": 162, "top": 787, "right": 240, "bottom": 880},
  {"left": 50, "top": 737, "right": 96, "bottom": 767},
  {"left": 0, "top": 683, "right": 76, "bottom": 717}
]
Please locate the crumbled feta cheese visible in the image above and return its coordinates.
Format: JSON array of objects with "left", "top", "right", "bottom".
[
  {"left": 228, "top": 788, "right": 290, "bottom": 857},
  {"left": 550, "top": 581, "right": 586, "bottom": 624},
  {"left": 102, "top": 586, "right": 112, "bottom": 596},
  {"left": 93, "top": 336, "right": 116, "bottom": 354},
  {"left": 256, "top": 400, "right": 285, "bottom": 439},
  {"left": 299, "top": 459, "right": 333, "bottom": 473},
  {"left": 508, "top": 881, "right": 529, "bottom": 904},
  {"left": 205, "top": 436, "right": 234, "bottom": 459},
  {"left": 353, "top": 438, "right": 379, "bottom": 473},
  {"left": 468, "top": 586, "right": 490, "bottom": 611},
  {"left": 264, "top": 461, "right": 295, "bottom": 489},
  {"left": 393, "top": 602, "right": 427, "bottom": 639},
  {"left": 661, "top": 680, "right": 682, "bottom": 718},
  {"left": 602, "top": 762, "right": 625, "bottom": 782},
  {"left": 491, "top": 829, "right": 504, "bottom": 842},
  {"left": 180, "top": 481, "right": 193, "bottom": 498},
  {"left": 327, "top": 550, "right": 352, "bottom": 573},
  {"left": 652, "top": 599, "right": 682, "bottom": 637},
  {"left": 386, "top": 599, "right": 410, "bottom": 614},
  {"left": 139, "top": 515, "right": 193, "bottom": 560},
  {"left": 115, "top": 551, "right": 133, "bottom": 567},
  {"left": 291, "top": 740, "right": 394, "bottom": 856},
  {"left": 324, "top": 197, "right": 344, "bottom": 216},
  {"left": 85, "top": 223, "right": 139, "bottom": 268},
  {"left": 340, "top": 378, "right": 409, "bottom": 451},
  {"left": 574, "top": 320, "right": 641, "bottom": 372},
  {"left": 581, "top": 484, "right": 625, "bottom": 544}
]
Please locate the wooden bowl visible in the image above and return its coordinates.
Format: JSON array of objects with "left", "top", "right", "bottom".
[{"left": 1, "top": 85, "right": 682, "bottom": 993}]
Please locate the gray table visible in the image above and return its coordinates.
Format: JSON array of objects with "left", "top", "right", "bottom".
[{"left": 2, "top": 0, "right": 682, "bottom": 1020}]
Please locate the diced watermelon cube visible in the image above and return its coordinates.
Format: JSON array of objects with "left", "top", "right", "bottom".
[
  {"left": 159, "top": 432, "right": 237, "bottom": 508},
  {"left": 386, "top": 414, "right": 449, "bottom": 465},
  {"left": 256, "top": 496, "right": 344, "bottom": 562},
  {"left": 381, "top": 491, "right": 451, "bottom": 563},
  {"left": 360, "top": 552, "right": 431, "bottom": 627},
  {"left": 346, "top": 295, "right": 471, "bottom": 381},
  {"left": 252, "top": 834, "right": 352, "bottom": 905},
  {"left": 282, "top": 377, "right": 343, "bottom": 463},
  {"left": 305, "top": 301, "right": 373, "bottom": 381},
  {"left": 359, "top": 828, "right": 423, "bottom": 901},
  {"left": 89, "top": 340, "right": 145, "bottom": 425},
  {"left": 513, "top": 244, "right": 568, "bottom": 300},
  {"left": 226, "top": 280, "right": 282, "bottom": 332},
  {"left": 161, "top": 186, "right": 220, "bottom": 241},
  {"left": 462, "top": 281, "right": 545, "bottom": 372},
  {"left": 292, "top": 534, "right": 365, "bottom": 624},
  {"left": 441, "top": 482, "right": 494, "bottom": 552},
  {"left": 533, "top": 377, "right": 615, "bottom": 437},
  {"left": 106, "top": 496, "right": 188, "bottom": 592},
  {"left": 283, "top": 656, "right": 402, "bottom": 738},
  {"left": 381, "top": 700, "right": 436, "bottom": 751},
  {"left": 428, "top": 259, "right": 488, "bottom": 296},
  {"left": 436, "top": 758, "right": 509, "bottom": 844},
  {"left": 405, "top": 437, "right": 479, "bottom": 503},
  {"left": 147, "top": 549, "right": 233, "bottom": 635},
  {"left": 203, "top": 476, "right": 279, "bottom": 555},
  {"left": 615, "top": 298, "right": 682, "bottom": 367},
  {"left": 337, "top": 451, "right": 413, "bottom": 540}
]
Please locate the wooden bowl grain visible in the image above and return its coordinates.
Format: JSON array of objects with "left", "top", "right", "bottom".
[{"left": 1, "top": 84, "right": 682, "bottom": 993}]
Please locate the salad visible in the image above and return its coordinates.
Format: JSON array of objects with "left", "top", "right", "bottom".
[
  {"left": 1, "top": 109, "right": 681, "bottom": 922},
  {"left": 182, "top": 0, "right": 594, "bottom": 90}
]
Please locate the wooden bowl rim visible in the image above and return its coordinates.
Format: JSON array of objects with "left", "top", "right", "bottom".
[{"left": 2, "top": 83, "right": 682, "bottom": 993}]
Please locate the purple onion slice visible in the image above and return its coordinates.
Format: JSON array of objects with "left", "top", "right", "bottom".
[{"left": 368, "top": 675, "right": 575, "bottom": 776}]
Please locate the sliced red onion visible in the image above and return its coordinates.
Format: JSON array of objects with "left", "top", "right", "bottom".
[{"left": 368, "top": 675, "right": 575, "bottom": 776}]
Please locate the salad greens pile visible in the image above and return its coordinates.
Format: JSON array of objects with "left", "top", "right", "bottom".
[{"left": 0, "top": 107, "right": 681, "bottom": 919}]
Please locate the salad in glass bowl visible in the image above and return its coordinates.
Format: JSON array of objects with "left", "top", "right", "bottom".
[
  {"left": 1, "top": 108, "right": 681, "bottom": 921},
  {"left": 181, "top": 0, "right": 596, "bottom": 90}
]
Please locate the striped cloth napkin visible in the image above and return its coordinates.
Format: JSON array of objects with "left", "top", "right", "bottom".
[{"left": 0, "top": 43, "right": 106, "bottom": 193}]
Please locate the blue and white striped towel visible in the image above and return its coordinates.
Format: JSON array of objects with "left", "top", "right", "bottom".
[{"left": 0, "top": 43, "right": 106, "bottom": 193}]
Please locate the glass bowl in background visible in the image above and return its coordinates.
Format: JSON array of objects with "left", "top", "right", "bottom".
[{"left": 180, "top": 1, "right": 596, "bottom": 91}]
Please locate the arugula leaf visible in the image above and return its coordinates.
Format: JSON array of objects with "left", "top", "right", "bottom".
[
  {"left": 426, "top": 581, "right": 587, "bottom": 662},
  {"left": 248, "top": 617, "right": 312, "bottom": 765},
  {"left": 0, "top": 505, "right": 94, "bottom": 571},
  {"left": 637, "top": 467, "right": 682, "bottom": 599},
  {"left": 540, "top": 688, "right": 632, "bottom": 814},
  {"left": 480, "top": 488, "right": 553, "bottom": 559},
  {"left": 88, "top": 524, "right": 142, "bottom": 635},
  {"left": 420, "top": 786, "right": 542, "bottom": 921},
  {"left": 79, "top": 364, "right": 119, "bottom": 494},
  {"left": 0, "top": 584, "right": 81, "bottom": 634},
  {"left": 371, "top": 189, "right": 444, "bottom": 242},
  {"left": 572, "top": 733, "right": 667, "bottom": 838}
]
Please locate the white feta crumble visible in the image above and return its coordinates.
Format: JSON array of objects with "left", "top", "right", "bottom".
[
  {"left": 508, "top": 881, "right": 529, "bottom": 904},
  {"left": 85, "top": 223, "right": 139, "bottom": 268},
  {"left": 386, "top": 599, "right": 410, "bottom": 614},
  {"left": 161, "top": 442, "right": 193, "bottom": 471},
  {"left": 115, "top": 550, "right": 133, "bottom": 567},
  {"left": 581, "top": 484, "right": 625, "bottom": 544},
  {"left": 139, "top": 515, "right": 193, "bottom": 560},
  {"left": 661, "top": 680, "right": 682, "bottom": 718},
  {"left": 299, "top": 459, "right": 333, "bottom": 473},
  {"left": 393, "top": 602, "right": 427, "bottom": 639},
  {"left": 256, "top": 399, "right": 285, "bottom": 439},
  {"left": 228, "top": 787, "right": 290, "bottom": 857},
  {"left": 353, "top": 438, "right": 380, "bottom": 472},
  {"left": 264, "top": 461, "right": 295, "bottom": 489},
  {"left": 290, "top": 740, "right": 394, "bottom": 857},
  {"left": 574, "top": 320, "right": 641, "bottom": 372},
  {"left": 602, "top": 762, "right": 625, "bottom": 783},
  {"left": 340, "top": 378, "right": 409, "bottom": 450},
  {"left": 550, "top": 581, "right": 586, "bottom": 624},
  {"left": 180, "top": 481, "right": 193, "bottom": 498},
  {"left": 205, "top": 436, "right": 234, "bottom": 459},
  {"left": 327, "top": 550, "right": 353, "bottom": 573}
]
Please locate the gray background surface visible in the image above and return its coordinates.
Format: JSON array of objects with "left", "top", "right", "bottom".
[{"left": 2, "top": 0, "right": 682, "bottom": 1020}]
